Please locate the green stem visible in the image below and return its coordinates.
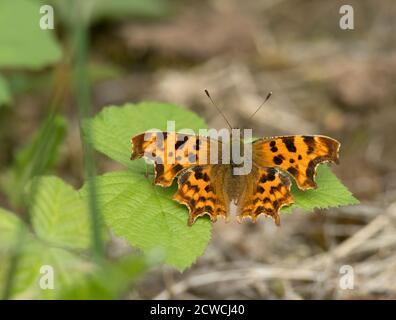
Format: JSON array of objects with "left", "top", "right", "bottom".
[{"left": 72, "top": 4, "right": 104, "bottom": 262}]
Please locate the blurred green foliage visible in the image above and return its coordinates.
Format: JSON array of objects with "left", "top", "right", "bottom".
[
  {"left": 0, "top": 0, "right": 61, "bottom": 69},
  {"left": 0, "top": 0, "right": 173, "bottom": 299},
  {"left": 0, "top": 179, "right": 147, "bottom": 299},
  {"left": 1, "top": 115, "right": 67, "bottom": 206}
]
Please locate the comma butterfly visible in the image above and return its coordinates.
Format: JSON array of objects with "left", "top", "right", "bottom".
[{"left": 130, "top": 92, "right": 340, "bottom": 226}]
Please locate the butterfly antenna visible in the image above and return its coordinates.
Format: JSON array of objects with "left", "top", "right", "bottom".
[
  {"left": 247, "top": 91, "right": 273, "bottom": 121},
  {"left": 204, "top": 89, "right": 233, "bottom": 129}
]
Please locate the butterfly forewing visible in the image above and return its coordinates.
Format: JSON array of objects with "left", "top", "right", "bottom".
[
  {"left": 252, "top": 135, "right": 340, "bottom": 190},
  {"left": 131, "top": 132, "right": 222, "bottom": 187}
]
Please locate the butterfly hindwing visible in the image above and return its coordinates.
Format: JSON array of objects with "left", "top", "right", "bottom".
[
  {"left": 237, "top": 167, "right": 294, "bottom": 225},
  {"left": 173, "top": 165, "right": 229, "bottom": 226},
  {"left": 252, "top": 135, "right": 340, "bottom": 190},
  {"left": 131, "top": 132, "right": 219, "bottom": 187}
]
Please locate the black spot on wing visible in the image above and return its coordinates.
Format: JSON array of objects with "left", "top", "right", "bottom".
[
  {"left": 306, "top": 161, "right": 315, "bottom": 178},
  {"left": 173, "top": 164, "right": 184, "bottom": 174},
  {"left": 254, "top": 206, "right": 265, "bottom": 214},
  {"left": 183, "top": 180, "right": 199, "bottom": 193},
  {"left": 175, "top": 135, "right": 189, "bottom": 149},
  {"left": 259, "top": 175, "right": 267, "bottom": 183},
  {"left": 273, "top": 156, "right": 283, "bottom": 165},
  {"left": 270, "top": 185, "right": 282, "bottom": 194},
  {"left": 287, "top": 166, "right": 298, "bottom": 176},
  {"left": 194, "top": 139, "right": 201, "bottom": 151},
  {"left": 194, "top": 166, "right": 204, "bottom": 180},
  {"left": 303, "top": 136, "right": 315, "bottom": 155},
  {"left": 266, "top": 168, "right": 276, "bottom": 181},
  {"left": 282, "top": 137, "right": 297, "bottom": 152}
]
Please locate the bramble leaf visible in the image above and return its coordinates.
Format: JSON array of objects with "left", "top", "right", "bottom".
[
  {"left": 29, "top": 176, "right": 92, "bottom": 250},
  {"left": 80, "top": 170, "right": 211, "bottom": 271},
  {"left": 82, "top": 102, "right": 207, "bottom": 171},
  {"left": 0, "top": 204, "right": 91, "bottom": 299},
  {"left": 282, "top": 165, "right": 359, "bottom": 213}
]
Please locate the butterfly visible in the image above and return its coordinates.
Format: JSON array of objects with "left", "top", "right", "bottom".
[{"left": 130, "top": 92, "right": 340, "bottom": 226}]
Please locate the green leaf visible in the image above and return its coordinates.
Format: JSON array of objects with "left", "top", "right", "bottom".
[
  {"left": 82, "top": 102, "right": 207, "bottom": 170},
  {"left": 5, "top": 242, "right": 91, "bottom": 299},
  {"left": 57, "top": 256, "right": 147, "bottom": 300},
  {"left": 0, "top": 74, "right": 11, "bottom": 106},
  {"left": 2, "top": 115, "right": 67, "bottom": 206},
  {"left": 29, "top": 176, "right": 92, "bottom": 250},
  {"left": 0, "top": 206, "right": 91, "bottom": 299},
  {"left": 0, "top": 176, "right": 146, "bottom": 299},
  {"left": 0, "top": 0, "right": 61, "bottom": 69},
  {"left": 80, "top": 170, "right": 211, "bottom": 271},
  {"left": 282, "top": 165, "right": 359, "bottom": 213},
  {"left": 0, "top": 207, "right": 28, "bottom": 251}
]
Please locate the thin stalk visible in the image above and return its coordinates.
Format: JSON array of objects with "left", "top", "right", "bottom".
[{"left": 72, "top": 5, "right": 104, "bottom": 262}]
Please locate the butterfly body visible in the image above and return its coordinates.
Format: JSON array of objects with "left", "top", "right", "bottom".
[{"left": 131, "top": 131, "right": 340, "bottom": 226}]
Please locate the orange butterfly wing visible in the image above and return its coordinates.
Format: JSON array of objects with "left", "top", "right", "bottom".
[
  {"left": 237, "top": 166, "right": 294, "bottom": 225},
  {"left": 131, "top": 132, "right": 340, "bottom": 226},
  {"left": 131, "top": 132, "right": 219, "bottom": 187},
  {"left": 173, "top": 165, "right": 229, "bottom": 226},
  {"left": 252, "top": 135, "right": 340, "bottom": 190}
]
